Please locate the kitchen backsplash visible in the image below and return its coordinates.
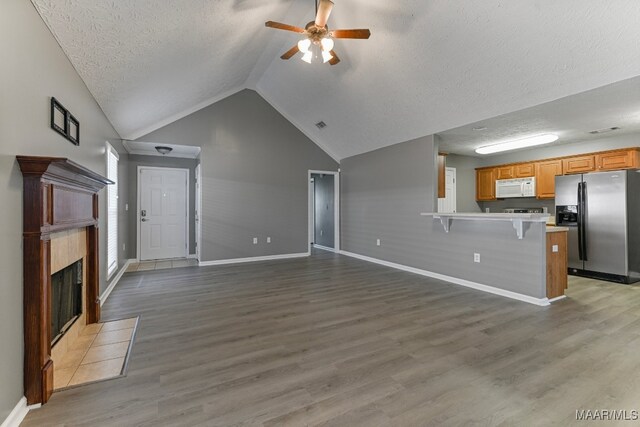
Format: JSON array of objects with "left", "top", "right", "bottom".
[{"left": 478, "top": 198, "right": 555, "bottom": 214}]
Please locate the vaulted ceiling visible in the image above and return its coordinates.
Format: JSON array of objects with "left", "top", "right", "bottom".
[{"left": 32, "top": 0, "right": 640, "bottom": 160}]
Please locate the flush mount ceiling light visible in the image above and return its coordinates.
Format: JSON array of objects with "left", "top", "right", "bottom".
[
  {"left": 475, "top": 134, "right": 559, "bottom": 155},
  {"left": 155, "top": 146, "right": 173, "bottom": 155},
  {"left": 265, "top": 0, "right": 371, "bottom": 66}
]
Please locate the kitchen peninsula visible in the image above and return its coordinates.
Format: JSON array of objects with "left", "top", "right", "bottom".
[{"left": 422, "top": 212, "right": 568, "bottom": 304}]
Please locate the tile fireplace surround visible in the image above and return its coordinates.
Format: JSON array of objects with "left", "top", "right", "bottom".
[{"left": 17, "top": 156, "right": 112, "bottom": 406}]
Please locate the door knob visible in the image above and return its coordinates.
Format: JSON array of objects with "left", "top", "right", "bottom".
[{"left": 141, "top": 218, "right": 149, "bottom": 222}]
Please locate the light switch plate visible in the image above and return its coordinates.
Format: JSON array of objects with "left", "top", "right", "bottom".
[{"left": 552, "top": 244, "right": 559, "bottom": 253}]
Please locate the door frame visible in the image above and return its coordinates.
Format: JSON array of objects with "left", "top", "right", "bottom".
[
  {"left": 195, "top": 164, "right": 202, "bottom": 261},
  {"left": 136, "top": 166, "right": 190, "bottom": 261},
  {"left": 308, "top": 170, "right": 340, "bottom": 252},
  {"left": 437, "top": 167, "right": 457, "bottom": 213}
]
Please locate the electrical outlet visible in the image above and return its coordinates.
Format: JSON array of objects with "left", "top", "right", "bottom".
[
  {"left": 376, "top": 239, "right": 381, "bottom": 246},
  {"left": 320, "top": 230, "right": 324, "bottom": 236},
  {"left": 474, "top": 253, "right": 481, "bottom": 263},
  {"left": 485, "top": 208, "right": 490, "bottom": 213},
  {"left": 122, "top": 243, "right": 126, "bottom": 251},
  {"left": 125, "top": 203, "right": 129, "bottom": 211},
  {"left": 552, "top": 244, "right": 559, "bottom": 253},
  {"left": 253, "top": 237, "right": 258, "bottom": 244},
  {"left": 267, "top": 237, "right": 271, "bottom": 243}
]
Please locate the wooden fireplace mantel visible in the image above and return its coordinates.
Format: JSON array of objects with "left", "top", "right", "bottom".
[{"left": 17, "top": 156, "right": 113, "bottom": 405}]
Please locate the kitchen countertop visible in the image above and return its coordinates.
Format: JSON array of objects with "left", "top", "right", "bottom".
[{"left": 546, "top": 226, "right": 569, "bottom": 233}]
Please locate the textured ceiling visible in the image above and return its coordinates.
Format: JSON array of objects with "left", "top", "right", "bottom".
[
  {"left": 33, "top": 0, "right": 640, "bottom": 160},
  {"left": 437, "top": 75, "right": 640, "bottom": 157}
]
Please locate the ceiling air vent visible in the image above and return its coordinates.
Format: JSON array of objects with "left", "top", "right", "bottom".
[
  {"left": 315, "top": 121, "right": 327, "bottom": 129},
  {"left": 589, "top": 126, "right": 620, "bottom": 135}
]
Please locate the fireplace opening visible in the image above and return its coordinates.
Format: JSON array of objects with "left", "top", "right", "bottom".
[{"left": 51, "top": 260, "right": 83, "bottom": 346}]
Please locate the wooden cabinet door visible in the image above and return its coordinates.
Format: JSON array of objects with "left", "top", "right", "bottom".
[
  {"left": 536, "top": 160, "right": 563, "bottom": 199},
  {"left": 437, "top": 154, "right": 447, "bottom": 198},
  {"left": 476, "top": 168, "right": 496, "bottom": 201},
  {"left": 515, "top": 163, "right": 535, "bottom": 177},
  {"left": 495, "top": 166, "right": 515, "bottom": 180},
  {"left": 596, "top": 149, "right": 639, "bottom": 171},
  {"left": 562, "top": 155, "right": 595, "bottom": 174}
]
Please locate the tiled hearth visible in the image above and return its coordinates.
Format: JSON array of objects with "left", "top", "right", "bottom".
[{"left": 53, "top": 317, "right": 138, "bottom": 390}]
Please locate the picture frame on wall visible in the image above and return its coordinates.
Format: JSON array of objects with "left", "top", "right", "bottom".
[
  {"left": 50, "top": 97, "right": 80, "bottom": 145},
  {"left": 67, "top": 113, "right": 80, "bottom": 145},
  {"left": 50, "top": 97, "right": 67, "bottom": 137}
]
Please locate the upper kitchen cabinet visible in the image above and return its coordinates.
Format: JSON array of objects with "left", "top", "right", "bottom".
[
  {"left": 476, "top": 168, "right": 496, "bottom": 201},
  {"left": 562, "top": 155, "right": 595, "bottom": 174},
  {"left": 515, "top": 163, "right": 535, "bottom": 178},
  {"left": 437, "top": 153, "right": 447, "bottom": 198},
  {"left": 596, "top": 148, "right": 640, "bottom": 171},
  {"left": 536, "top": 160, "right": 563, "bottom": 199},
  {"left": 495, "top": 165, "right": 515, "bottom": 180}
]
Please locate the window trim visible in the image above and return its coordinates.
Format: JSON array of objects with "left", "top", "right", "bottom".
[{"left": 106, "top": 142, "right": 119, "bottom": 279}]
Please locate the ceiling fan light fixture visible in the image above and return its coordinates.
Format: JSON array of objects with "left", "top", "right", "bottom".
[
  {"left": 320, "top": 37, "right": 334, "bottom": 51},
  {"left": 155, "top": 146, "right": 173, "bottom": 155},
  {"left": 321, "top": 50, "right": 333, "bottom": 63},
  {"left": 475, "top": 134, "right": 558, "bottom": 155},
  {"left": 298, "top": 38, "right": 311, "bottom": 53},
  {"left": 301, "top": 51, "right": 313, "bottom": 63}
]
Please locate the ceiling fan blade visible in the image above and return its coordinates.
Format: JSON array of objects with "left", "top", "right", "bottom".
[
  {"left": 314, "top": 0, "right": 334, "bottom": 28},
  {"left": 265, "top": 21, "right": 306, "bottom": 33},
  {"left": 330, "top": 29, "right": 371, "bottom": 39},
  {"left": 280, "top": 45, "right": 300, "bottom": 60},
  {"left": 329, "top": 50, "right": 340, "bottom": 65}
]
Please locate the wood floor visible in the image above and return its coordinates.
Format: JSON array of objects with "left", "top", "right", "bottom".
[{"left": 23, "top": 250, "right": 640, "bottom": 426}]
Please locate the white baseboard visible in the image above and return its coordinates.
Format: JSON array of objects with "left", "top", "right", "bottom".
[
  {"left": 339, "top": 250, "right": 550, "bottom": 307},
  {"left": 548, "top": 295, "right": 567, "bottom": 303},
  {"left": 312, "top": 244, "right": 336, "bottom": 252},
  {"left": 99, "top": 259, "right": 135, "bottom": 306},
  {"left": 1, "top": 397, "right": 29, "bottom": 427},
  {"left": 187, "top": 254, "right": 198, "bottom": 259},
  {"left": 199, "top": 252, "right": 309, "bottom": 267}
]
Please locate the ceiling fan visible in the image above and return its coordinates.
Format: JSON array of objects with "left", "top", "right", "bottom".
[{"left": 265, "top": 0, "right": 371, "bottom": 65}]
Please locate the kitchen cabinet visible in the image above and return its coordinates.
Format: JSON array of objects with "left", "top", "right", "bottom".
[
  {"left": 437, "top": 153, "right": 447, "bottom": 198},
  {"left": 476, "top": 168, "right": 496, "bottom": 201},
  {"left": 495, "top": 165, "right": 515, "bottom": 180},
  {"left": 563, "top": 155, "right": 595, "bottom": 174},
  {"left": 536, "top": 160, "right": 563, "bottom": 199},
  {"left": 515, "top": 163, "right": 535, "bottom": 178},
  {"left": 596, "top": 149, "right": 640, "bottom": 171},
  {"left": 546, "top": 228, "right": 568, "bottom": 299}
]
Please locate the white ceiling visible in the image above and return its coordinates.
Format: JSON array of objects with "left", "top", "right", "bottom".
[
  {"left": 32, "top": 0, "right": 640, "bottom": 160},
  {"left": 437, "top": 75, "right": 640, "bottom": 157}
]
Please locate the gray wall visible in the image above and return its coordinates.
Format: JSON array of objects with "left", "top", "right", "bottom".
[
  {"left": 139, "top": 89, "right": 338, "bottom": 261},
  {"left": 312, "top": 173, "right": 334, "bottom": 248},
  {"left": 127, "top": 155, "right": 199, "bottom": 257},
  {"left": 444, "top": 154, "right": 482, "bottom": 213},
  {"left": 0, "top": 0, "right": 128, "bottom": 420},
  {"left": 341, "top": 136, "right": 546, "bottom": 300}
]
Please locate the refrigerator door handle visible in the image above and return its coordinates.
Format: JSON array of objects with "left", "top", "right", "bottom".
[
  {"left": 577, "top": 182, "right": 584, "bottom": 261},
  {"left": 581, "top": 181, "right": 588, "bottom": 261}
]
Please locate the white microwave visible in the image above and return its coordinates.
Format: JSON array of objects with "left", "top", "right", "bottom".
[{"left": 496, "top": 177, "right": 536, "bottom": 198}]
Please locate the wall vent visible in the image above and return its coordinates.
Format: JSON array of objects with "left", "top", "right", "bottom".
[
  {"left": 589, "top": 126, "right": 620, "bottom": 134},
  {"left": 315, "top": 121, "right": 327, "bottom": 129}
]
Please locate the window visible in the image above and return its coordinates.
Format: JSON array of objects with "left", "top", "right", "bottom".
[{"left": 106, "top": 143, "right": 119, "bottom": 277}]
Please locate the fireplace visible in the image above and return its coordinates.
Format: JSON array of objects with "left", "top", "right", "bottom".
[
  {"left": 51, "top": 260, "right": 83, "bottom": 345},
  {"left": 17, "top": 156, "right": 112, "bottom": 405}
]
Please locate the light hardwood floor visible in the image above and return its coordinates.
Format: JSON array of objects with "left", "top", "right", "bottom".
[{"left": 22, "top": 250, "right": 640, "bottom": 426}]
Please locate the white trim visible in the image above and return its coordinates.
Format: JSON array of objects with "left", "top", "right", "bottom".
[
  {"left": 137, "top": 166, "right": 190, "bottom": 261},
  {"left": 194, "top": 164, "right": 202, "bottom": 261},
  {"left": 99, "top": 259, "right": 135, "bottom": 306},
  {"left": 312, "top": 244, "right": 335, "bottom": 253},
  {"left": 1, "top": 397, "right": 29, "bottom": 427},
  {"left": 198, "top": 252, "right": 309, "bottom": 267},
  {"left": 308, "top": 170, "right": 340, "bottom": 252},
  {"left": 187, "top": 254, "right": 198, "bottom": 259},
  {"left": 339, "top": 250, "right": 550, "bottom": 307},
  {"left": 548, "top": 295, "right": 567, "bottom": 303}
]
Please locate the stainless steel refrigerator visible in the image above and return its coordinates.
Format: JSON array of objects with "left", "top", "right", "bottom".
[{"left": 555, "top": 169, "right": 640, "bottom": 283}]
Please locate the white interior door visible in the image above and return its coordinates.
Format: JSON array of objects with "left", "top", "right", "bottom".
[
  {"left": 437, "top": 167, "right": 457, "bottom": 213},
  {"left": 195, "top": 164, "right": 202, "bottom": 261},
  {"left": 139, "top": 167, "right": 188, "bottom": 260}
]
